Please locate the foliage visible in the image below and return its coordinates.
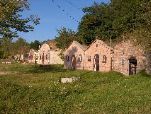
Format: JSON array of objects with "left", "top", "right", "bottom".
[
  {"left": 0, "top": 64, "right": 151, "bottom": 113},
  {"left": 0, "top": 0, "right": 38, "bottom": 58},
  {"left": 0, "top": 37, "right": 29, "bottom": 59},
  {"left": 0, "top": 0, "right": 40, "bottom": 38},
  {"left": 0, "top": 37, "right": 12, "bottom": 58},
  {"left": 30, "top": 40, "right": 41, "bottom": 50},
  {"left": 13, "top": 38, "right": 29, "bottom": 55},
  {"left": 55, "top": 27, "right": 81, "bottom": 50},
  {"left": 78, "top": 2, "right": 114, "bottom": 44},
  {"left": 78, "top": 0, "right": 151, "bottom": 47}
]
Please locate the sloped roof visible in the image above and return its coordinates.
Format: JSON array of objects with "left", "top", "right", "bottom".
[
  {"left": 86, "top": 39, "right": 112, "bottom": 50},
  {"left": 72, "top": 41, "right": 88, "bottom": 51},
  {"left": 46, "top": 40, "right": 58, "bottom": 50}
]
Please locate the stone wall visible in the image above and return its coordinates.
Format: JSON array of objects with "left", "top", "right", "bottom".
[
  {"left": 146, "top": 52, "right": 151, "bottom": 75},
  {"left": 85, "top": 40, "right": 112, "bottom": 72},
  {"left": 64, "top": 42, "right": 85, "bottom": 70},
  {"left": 64, "top": 40, "right": 147, "bottom": 75},
  {"left": 28, "top": 49, "right": 38, "bottom": 64},
  {"left": 38, "top": 43, "right": 63, "bottom": 65},
  {"left": 113, "top": 40, "right": 146, "bottom": 75}
]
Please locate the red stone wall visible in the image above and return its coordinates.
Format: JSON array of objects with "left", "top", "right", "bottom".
[
  {"left": 113, "top": 40, "right": 146, "bottom": 75},
  {"left": 64, "top": 40, "right": 147, "bottom": 75},
  {"left": 85, "top": 40, "right": 112, "bottom": 72},
  {"left": 64, "top": 42, "right": 85, "bottom": 70}
]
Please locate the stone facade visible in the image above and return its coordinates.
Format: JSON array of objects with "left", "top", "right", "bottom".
[
  {"left": 145, "top": 52, "right": 151, "bottom": 75},
  {"left": 28, "top": 49, "right": 38, "bottom": 64},
  {"left": 64, "top": 41, "right": 87, "bottom": 70},
  {"left": 64, "top": 39, "right": 147, "bottom": 75},
  {"left": 113, "top": 40, "right": 146, "bottom": 75},
  {"left": 37, "top": 43, "right": 63, "bottom": 65},
  {"left": 85, "top": 40, "right": 112, "bottom": 72}
]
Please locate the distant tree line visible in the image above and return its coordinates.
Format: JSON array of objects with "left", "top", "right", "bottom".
[
  {"left": 55, "top": 0, "right": 151, "bottom": 51},
  {"left": 0, "top": 0, "right": 40, "bottom": 59},
  {"left": 55, "top": 0, "right": 151, "bottom": 74},
  {"left": 0, "top": 37, "right": 41, "bottom": 59}
]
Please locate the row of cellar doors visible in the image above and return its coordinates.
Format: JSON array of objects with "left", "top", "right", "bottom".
[{"left": 71, "top": 54, "right": 137, "bottom": 75}]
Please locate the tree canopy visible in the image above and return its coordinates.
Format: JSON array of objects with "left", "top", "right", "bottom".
[
  {"left": 0, "top": 0, "right": 40, "bottom": 58},
  {"left": 78, "top": 0, "right": 151, "bottom": 50},
  {"left": 55, "top": 27, "right": 81, "bottom": 50},
  {"left": 30, "top": 40, "right": 41, "bottom": 50},
  {"left": 0, "top": 0, "right": 40, "bottom": 39}
]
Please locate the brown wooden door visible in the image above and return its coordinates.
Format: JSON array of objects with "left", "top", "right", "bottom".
[
  {"left": 94, "top": 54, "right": 99, "bottom": 71},
  {"left": 129, "top": 57, "right": 137, "bottom": 75},
  {"left": 42, "top": 53, "right": 44, "bottom": 64},
  {"left": 71, "top": 55, "right": 76, "bottom": 69}
]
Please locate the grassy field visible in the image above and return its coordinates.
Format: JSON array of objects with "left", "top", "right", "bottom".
[{"left": 0, "top": 64, "right": 151, "bottom": 114}]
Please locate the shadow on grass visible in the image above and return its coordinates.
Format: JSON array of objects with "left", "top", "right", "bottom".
[
  {"left": 138, "top": 70, "right": 151, "bottom": 78},
  {"left": 26, "top": 64, "right": 68, "bottom": 73},
  {"left": 27, "top": 64, "right": 94, "bottom": 76}
]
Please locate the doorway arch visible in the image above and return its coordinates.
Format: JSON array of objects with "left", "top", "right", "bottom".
[
  {"left": 129, "top": 56, "right": 137, "bottom": 75},
  {"left": 71, "top": 55, "right": 76, "bottom": 69},
  {"left": 42, "top": 53, "right": 44, "bottom": 64},
  {"left": 93, "top": 54, "right": 99, "bottom": 71}
]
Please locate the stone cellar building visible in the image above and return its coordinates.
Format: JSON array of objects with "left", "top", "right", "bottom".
[{"left": 64, "top": 39, "right": 147, "bottom": 75}]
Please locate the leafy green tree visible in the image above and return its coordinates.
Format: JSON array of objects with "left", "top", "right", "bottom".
[
  {"left": 78, "top": 0, "right": 151, "bottom": 45},
  {"left": 0, "top": 0, "right": 39, "bottom": 58},
  {"left": 78, "top": 0, "right": 151, "bottom": 74},
  {"left": 0, "top": 0, "right": 40, "bottom": 38},
  {"left": 30, "top": 40, "right": 41, "bottom": 50},
  {"left": 55, "top": 27, "right": 81, "bottom": 49},
  {"left": 78, "top": 2, "right": 115, "bottom": 44},
  {"left": 13, "top": 38, "right": 29, "bottom": 55},
  {"left": 0, "top": 37, "right": 12, "bottom": 58}
]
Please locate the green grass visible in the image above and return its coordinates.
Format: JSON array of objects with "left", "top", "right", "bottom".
[{"left": 0, "top": 64, "right": 151, "bottom": 114}]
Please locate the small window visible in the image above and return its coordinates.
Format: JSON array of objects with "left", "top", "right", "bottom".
[
  {"left": 102, "top": 55, "right": 107, "bottom": 63},
  {"left": 88, "top": 56, "right": 91, "bottom": 61},
  {"left": 66, "top": 55, "right": 70, "bottom": 62},
  {"left": 78, "top": 54, "right": 82, "bottom": 62}
]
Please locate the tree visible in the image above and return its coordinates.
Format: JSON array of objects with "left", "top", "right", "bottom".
[
  {"left": 0, "top": 37, "right": 12, "bottom": 58},
  {"left": 78, "top": 0, "right": 151, "bottom": 74},
  {"left": 78, "top": 2, "right": 116, "bottom": 44},
  {"left": 0, "top": 0, "right": 40, "bottom": 39},
  {"left": 78, "top": 0, "right": 151, "bottom": 45},
  {"left": 30, "top": 40, "right": 41, "bottom": 50},
  {"left": 55, "top": 27, "right": 81, "bottom": 49},
  {"left": 13, "top": 38, "right": 29, "bottom": 55},
  {"left": 0, "top": 0, "right": 39, "bottom": 59}
]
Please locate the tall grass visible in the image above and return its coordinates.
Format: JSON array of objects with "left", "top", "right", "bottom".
[{"left": 0, "top": 64, "right": 151, "bottom": 113}]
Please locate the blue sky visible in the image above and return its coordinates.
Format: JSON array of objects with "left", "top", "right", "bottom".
[{"left": 19, "top": 0, "right": 109, "bottom": 42}]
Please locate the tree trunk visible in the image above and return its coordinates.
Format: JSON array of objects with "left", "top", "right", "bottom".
[{"left": 146, "top": 51, "right": 151, "bottom": 75}]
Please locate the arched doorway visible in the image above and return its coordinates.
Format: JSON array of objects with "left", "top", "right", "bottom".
[
  {"left": 93, "top": 54, "right": 99, "bottom": 71},
  {"left": 42, "top": 53, "right": 44, "bottom": 64},
  {"left": 129, "top": 57, "right": 137, "bottom": 75},
  {"left": 71, "top": 55, "right": 76, "bottom": 69}
]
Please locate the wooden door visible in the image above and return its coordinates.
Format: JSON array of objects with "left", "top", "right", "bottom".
[
  {"left": 94, "top": 54, "right": 99, "bottom": 71},
  {"left": 129, "top": 57, "right": 137, "bottom": 75}
]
